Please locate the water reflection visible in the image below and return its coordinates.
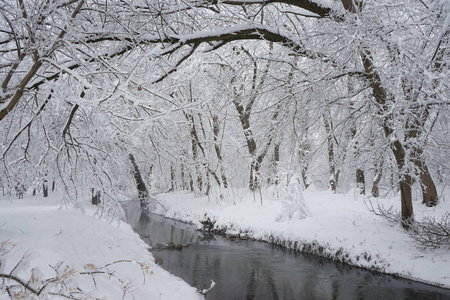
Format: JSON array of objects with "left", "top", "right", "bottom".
[{"left": 122, "top": 200, "right": 450, "bottom": 300}]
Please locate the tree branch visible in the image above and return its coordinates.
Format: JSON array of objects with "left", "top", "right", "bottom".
[
  {"left": 62, "top": 104, "right": 80, "bottom": 138},
  {"left": 218, "top": 0, "right": 333, "bottom": 17}
]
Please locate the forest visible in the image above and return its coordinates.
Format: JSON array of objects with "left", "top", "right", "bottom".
[
  {"left": 1, "top": 0, "right": 449, "bottom": 227},
  {"left": 1, "top": 0, "right": 450, "bottom": 298}
]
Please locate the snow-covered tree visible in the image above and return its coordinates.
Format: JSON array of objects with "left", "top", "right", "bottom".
[{"left": 1, "top": 0, "right": 448, "bottom": 228}]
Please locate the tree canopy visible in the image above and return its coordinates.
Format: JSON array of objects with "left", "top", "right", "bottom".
[{"left": 0, "top": 0, "right": 449, "bottom": 225}]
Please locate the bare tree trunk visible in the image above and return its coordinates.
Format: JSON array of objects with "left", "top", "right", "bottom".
[
  {"left": 268, "top": 143, "right": 280, "bottom": 185},
  {"left": 170, "top": 164, "right": 175, "bottom": 192},
  {"left": 43, "top": 180, "right": 48, "bottom": 198},
  {"left": 371, "top": 160, "right": 383, "bottom": 197},
  {"left": 91, "top": 188, "right": 101, "bottom": 205},
  {"left": 188, "top": 114, "right": 202, "bottom": 192},
  {"left": 181, "top": 164, "right": 186, "bottom": 190},
  {"left": 212, "top": 114, "right": 228, "bottom": 188},
  {"left": 356, "top": 169, "right": 365, "bottom": 195},
  {"left": 390, "top": 140, "right": 414, "bottom": 228},
  {"left": 350, "top": 124, "right": 365, "bottom": 195},
  {"left": 205, "top": 172, "right": 211, "bottom": 196},
  {"left": 408, "top": 125, "right": 438, "bottom": 207},
  {"left": 249, "top": 161, "right": 260, "bottom": 191},
  {"left": 323, "top": 115, "right": 338, "bottom": 193},
  {"left": 301, "top": 165, "right": 309, "bottom": 189},
  {"left": 419, "top": 164, "right": 438, "bottom": 207},
  {"left": 234, "top": 100, "right": 278, "bottom": 191},
  {"left": 196, "top": 167, "right": 203, "bottom": 192},
  {"left": 129, "top": 154, "right": 149, "bottom": 210},
  {"left": 233, "top": 100, "right": 260, "bottom": 191},
  {"left": 399, "top": 174, "right": 414, "bottom": 229},
  {"left": 189, "top": 174, "right": 194, "bottom": 192},
  {"left": 273, "top": 143, "right": 280, "bottom": 185},
  {"left": 148, "top": 165, "right": 153, "bottom": 189},
  {"left": 297, "top": 132, "right": 310, "bottom": 190}
]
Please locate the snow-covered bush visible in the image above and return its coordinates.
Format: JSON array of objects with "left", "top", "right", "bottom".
[{"left": 276, "top": 176, "right": 310, "bottom": 222}]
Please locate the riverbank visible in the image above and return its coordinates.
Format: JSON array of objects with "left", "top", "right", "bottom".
[
  {"left": 151, "top": 187, "right": 450, "bottom": 289},
  {"left": 0, "top": 193, "right": 203, "bottom": 299}
]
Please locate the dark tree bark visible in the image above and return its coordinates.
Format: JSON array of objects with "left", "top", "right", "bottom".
[
  {"left": 205, "top": 172, "right": 211, "bottom": 196},
  {"left": 419, "top": 163, "right": 438, "bottom": 207},
  {"left": 170, "top": 164, "right": 176, "bottom": 192},
  {"left": 233, "top": 95, "right": 275, "bottom": 191},
  {"left": 391, "top": 139, "right": 415, "bottom": 228},
  {"left": 341, "top": 0, "right": 362, "bottom": 13},
  {"left": 406, "top": 119, "right": 438, "bottom": 207},
  {"left": 91, "top": 188, "right": 101, "bottom": 205},
  {"left": 233, "top": 99, "right": 259, "bottom": 190},
  {"left": 399, "top": 174, "right": 414, "bottom": 229},
  {"left": 129, "top": 154, "right": 149, "bottom": 210},
  {"left": 43, "top": 180, "right": 48, "bottom": 198}
]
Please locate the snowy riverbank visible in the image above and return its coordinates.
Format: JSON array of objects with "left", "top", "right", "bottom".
[
  {"left": 151, "top": 187, "right": 450, "bottom": 289},
  {"left": 0, "top": 193, "right": 203, "bottom": 299}
]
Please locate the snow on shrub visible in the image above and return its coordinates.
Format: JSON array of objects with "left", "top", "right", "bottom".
[{"left": 276, "top": 175, "right": 310, "bottom": 222}]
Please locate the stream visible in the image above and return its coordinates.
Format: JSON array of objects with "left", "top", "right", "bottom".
[{"left": 122, "top": 200, "right": 450, "bottom": 300}]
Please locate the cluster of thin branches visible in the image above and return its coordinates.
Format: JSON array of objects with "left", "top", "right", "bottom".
[
  {"left": 412, "top": 213, "right": 450, "bottom": 249},
  {"left": 0, "top": 242, "right": 152, "bottom": 299},
  {"left": 366, "top": 201, "right": 450, "bottom": 249}
]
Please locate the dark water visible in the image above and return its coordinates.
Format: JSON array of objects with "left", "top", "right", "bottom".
[{"left": 122, "top": 200, "right": 450, "bottom": 300}]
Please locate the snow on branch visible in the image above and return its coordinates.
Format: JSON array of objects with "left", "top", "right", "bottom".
[
  {"left": 12, "top": 24, "right": 327, "bottom": 106},
  {"left": 212, "top": 0, "right": 333, "bottom": 17},
  {"left": 84, "top": 24, "right": 326, "bottom": 61},
  {"left": 132, "top": 0, "right": 334, "bottom": 18}
]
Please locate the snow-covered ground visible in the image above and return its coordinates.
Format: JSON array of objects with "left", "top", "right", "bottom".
[
  {"left": 151, "top": 187, "right": 450, "bottom": 289},
  {"left": 0, "top": 193, "right": 203, "bottom": 300}
]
